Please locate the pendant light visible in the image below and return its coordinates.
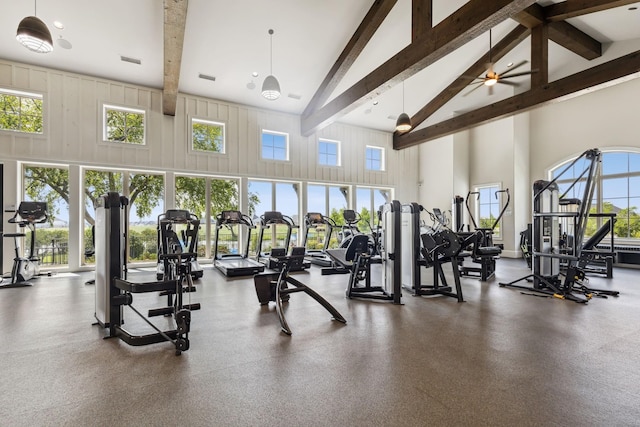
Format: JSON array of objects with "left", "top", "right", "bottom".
[
  {"left": 16, "top": 0, "right": 53, "bottom": 54},
  {"left": 261, "top": 29, "right": 280, "bottom": 100},
  {"left": 395, "top": 80, "right": 412, "bottom": 132}
]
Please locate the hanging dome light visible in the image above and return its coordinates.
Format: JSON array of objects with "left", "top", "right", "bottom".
[
  {"left": 261, "top": 29, "right": 280, "bottom": 100},
  {"left": 395, "top": 80, "right": 412, "bottom": 132},
  {"left": 16, "top": 15, "right": 53, "bottom": 53}
]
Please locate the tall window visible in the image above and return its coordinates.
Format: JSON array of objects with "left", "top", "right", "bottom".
[
  {"left": 551, "top": 151, "right": 640, "bottom": 240},
  {"left": 261, "top": 130, "right": 288, "bottom": 161},
  {"left": 365, "top": 146, "right": 384, "bottom": 171},
  {"left": 318, "top": 139, "right": 340, "bottom": 166},
  {"left": 103, "top": 105, "right": 145, "bottom": 145},
  {"left": 175, "top": 175, "right": 239, "bottom": 258},
  {"left": 83, "top": 168, "right": 163, "bottom": 264},
  {"left": 474, "top": 184, "right": 502, "bottom": 238},
  {"left": 0, "top": 89, "right": 43, "bottom": 134},
  {"left": 248, "top": 179, "right": 300, "bottom": 253},
  {"left": 192, "top": 119, "right": 225, "bottom": 153},
  {"left": 307, "top": 184, "right": 349, "bottom": 225},
  {"left": 356, "top": 186, "right": 392, "bottom": 231},
  {"left": 22, "top": 165, "right": 69, "bottom": 268}
]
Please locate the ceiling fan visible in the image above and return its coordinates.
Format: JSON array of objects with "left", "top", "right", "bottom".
[{"left": 464, "top": 29, "right": 537, "bottom": 96}]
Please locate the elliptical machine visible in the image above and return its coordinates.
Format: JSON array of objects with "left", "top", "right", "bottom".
[{"left": 2, "top": 201, "right": 48, "bottom": 288}]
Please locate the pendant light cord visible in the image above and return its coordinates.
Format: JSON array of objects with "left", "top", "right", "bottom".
[{"left": 269, "top": 29, "right": 274, "bottom": 75}]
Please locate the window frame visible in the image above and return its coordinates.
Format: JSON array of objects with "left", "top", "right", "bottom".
[
  {"left": 0, "top": 88, "right": 45, "bottom": 135},
  {"left": 318, "top": 138, "right": 341, "bottom": 167},
  {"left": 190, "top": 117, "right": 226, "bottom": 154},
  {"left": 365, "top": 145, "right": 385, "bottom": 171},
  {"left": 261, "top": 129, "right": 289, "bottom": 162},
  {"left": 102, "top": 104, "right": 146, "bottom": 145}
]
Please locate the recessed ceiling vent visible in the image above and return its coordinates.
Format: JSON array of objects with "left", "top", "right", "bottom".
[
  {"left": 120, "top": 55, "right": 141, "bottom": 65},
  {"left": 198, "top": 73, "right": 216, "bottom": 82},
  {"left": 288, "top": 93, "right": 301, "bottom": 100}
]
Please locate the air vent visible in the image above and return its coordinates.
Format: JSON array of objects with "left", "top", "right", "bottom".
[
  {"left": 387, "top": 114, "right": 398, "bottom": 120},
  {"left": 288, "top": 93, "right": 301, "bottom": 100},
  {"left": 198, "top": 73, "right": 216, "bottom": 82},
  {"left": 120, "top": 56, "right": 141, "bottom": 65}
]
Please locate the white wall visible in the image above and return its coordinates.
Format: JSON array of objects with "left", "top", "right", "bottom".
[{"left": 0, "top": 59, "right": 419, "bottom": 271}]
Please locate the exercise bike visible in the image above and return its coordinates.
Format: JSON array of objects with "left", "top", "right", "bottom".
[{"left": 2, "top": 201, "right": 48, "bottom": 288}]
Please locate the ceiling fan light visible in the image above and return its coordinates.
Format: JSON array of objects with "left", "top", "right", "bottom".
[
  {"left": 484, "top": 78, "right": 498, "bottom": 87},
  {"left": 261, "top": 75, "right": 280, "bottom": 100},
  {"left": 396, "top": 112, "right": 412, "bottom": 132},
  {"left": 16, "top": 16, "right": 53, "bottom": 53}
]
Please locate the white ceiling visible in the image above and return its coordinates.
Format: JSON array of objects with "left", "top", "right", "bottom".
[{"left": 1, "top": 0, "right": 640, "bottom": 133}]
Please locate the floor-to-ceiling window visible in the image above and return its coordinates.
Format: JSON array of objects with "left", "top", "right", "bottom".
[{"left": 22, "top": 164, "right": 70, "bottom": 268}]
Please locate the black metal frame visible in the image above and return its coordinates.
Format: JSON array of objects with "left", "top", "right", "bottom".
[{"left": 253, "top": 254, "right": 346, "bottom": 335}]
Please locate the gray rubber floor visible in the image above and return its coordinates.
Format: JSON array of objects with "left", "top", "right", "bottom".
[{"left": 1, "top": 258, "right": 639, "bottom": 426}]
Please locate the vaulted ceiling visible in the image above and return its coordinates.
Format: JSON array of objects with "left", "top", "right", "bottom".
[{"left": 1, "top": 0, "right": 639, "bottom": 149}]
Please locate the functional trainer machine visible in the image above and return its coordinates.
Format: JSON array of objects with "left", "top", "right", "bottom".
[
  {"left": 156, "top": 209, "right": 203, "bottom": 280},
  {"left": 2, "top": 201, "right": 48, "bottom": 288},
  {"left": 94, "top": 192, "right": 198, "bottom": 355},
  {"left": 253, "top": 251, "right": 347, "bottom": 335},
  {"left": 213, "top": 210, "right": 265, "bottom": 277},
  {"left": 326, "top": 201, "right": 402, "bottom": 304},
  {"left": 500, "top": 149, "right": 619, "bottom": 303}
]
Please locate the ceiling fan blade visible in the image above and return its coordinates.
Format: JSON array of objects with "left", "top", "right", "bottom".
[
  {"left": 497, "top": 80, "right": 520, "bottom": 87},
  {"left": 500, "top": 70, "right": 538, "bottom": 79},
  {"left": 463, "top": 82, "right": 486, "bottom": 97},
  {"left": 499, "top": 60, "right": 529, "bottom": 77}
]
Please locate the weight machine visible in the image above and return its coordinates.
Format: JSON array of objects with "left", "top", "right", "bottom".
[
  {"left": 500, "top": 149, "right": 619, "bottom": 303},
  {"left": 2, "top": 201, "right": 48, "bottom": 288},
  {"left": 156, "top": 209, "right": 203, "bottom": 281},
  {"left": 403, "top": 205, "right": 464, "bottom": 301},
  {"left": 325, "top": 201, "right": 402, "bottom": 304},
  {"left": 94, "top": 192, "right": 199, "bottom": 355},
  {"left": 456, "top": 189, "right": 510, "bottom": 281}
]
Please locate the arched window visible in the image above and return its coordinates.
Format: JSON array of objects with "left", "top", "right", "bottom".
[{"left": 550, "top": 151, "right": 640, "bottom": 241}]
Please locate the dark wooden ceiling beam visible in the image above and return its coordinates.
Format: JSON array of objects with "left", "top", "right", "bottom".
[
  {"left": 531, "top": 23, "right": 549, "bottom": 87},
  {"left": 548, "top": 20, "right": 602, "bottom": 60},
  {"left": 412, "top": 0, "right": 432, "bottom": 41},
  {"left": 163, "top": 0, "right": 188, "bottom": 116},
  {"left": 544, "top": 0, "right": 639, "bottom": 22},
  {"left": 398, "top": 25, "right": 530, "bottom": 133},
  {"left": 514, "top": 3, "right": 601, "bottom": 60},
  {"left": 393, "top": 50, "right": 640, "bottom": 149},
  {"left": 302, "top": 0, "right": 398, "bottom": 118},
  {"left": 301, "top": 0, "right": 538, "bottom": 136}
]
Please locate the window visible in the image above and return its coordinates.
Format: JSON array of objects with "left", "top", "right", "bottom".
[
  {"left": 23, "top": 164, "right": 69, "bottom": 268},
  {"left": 261, "top": 130, "right": 288, "bottom": 161},
  {"left": 318, "top": 139, "right": 340, "bottom": 166},
  {"left": 551, "top": 151, "right": 640, "bottom": 240},
  {"left": 356, "top": 186, "right": 392, "bottom": 231},
  {"left": 103, "top": 104, "right": 145, "bottom": 145},
  {"left": 307, "top": 184, "right": 349, "bottom": 225},
  {"left": 83, "top": 168, "right": 163, "bottom": 263},
  {"left": 0, "top": 89, "right": 43, "bottom": 134},
  {"left": 474, "top": 184, "right": 503, "bottom": 239},
  {"left": 365, "top": 146, "right": 384, "bottom": 171},
  {"left": 175, "top": 175, "right": 239, "bottom": 258},
  {"left": 192, "top": 119, "right": 225, "bottom": 153}
]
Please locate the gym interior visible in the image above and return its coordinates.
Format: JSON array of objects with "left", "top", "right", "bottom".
[{"left": 2, "top": 2, "right": 640, "bottom": 426}]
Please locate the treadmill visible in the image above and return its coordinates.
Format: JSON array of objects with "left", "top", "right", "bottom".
[
  {"left": 256, "top": 211, "right": 310, "bottom": 271},
  {"left": 213, "top": 210, "right": 265, "bottom": 277},
  {"left": 302, "top": 212, "right": 337, "bottom": 267}
]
